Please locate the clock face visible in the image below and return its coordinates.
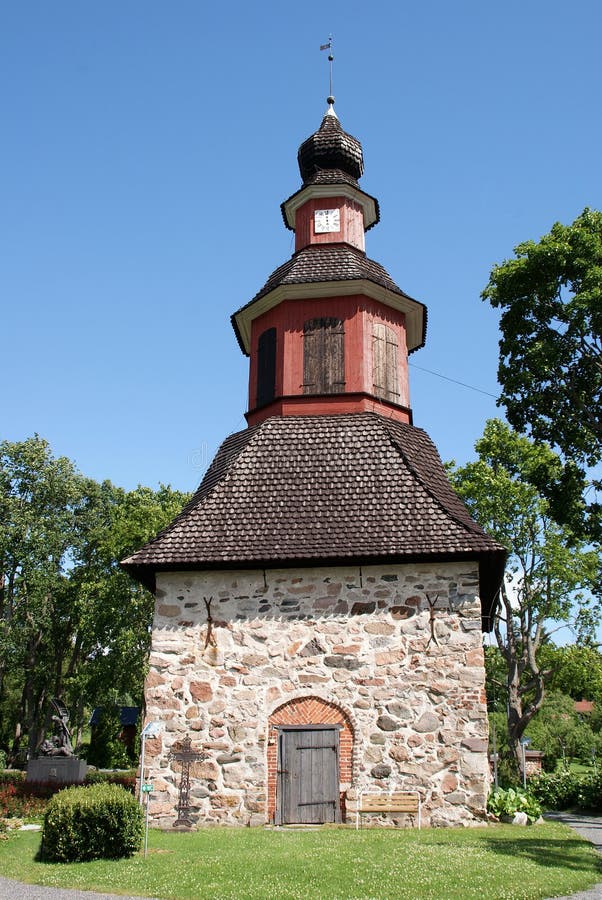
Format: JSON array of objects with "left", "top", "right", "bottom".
[{"left": 314, "top": 208, "right": 341, "bottom": 234}]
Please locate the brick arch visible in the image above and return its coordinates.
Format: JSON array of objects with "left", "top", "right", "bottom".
[{"left": 267, "top": 695, "right": 355, "bottom": 823}]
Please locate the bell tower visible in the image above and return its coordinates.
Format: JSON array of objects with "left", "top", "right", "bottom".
[
  {"left": 123, "top": 86, "right": 507, "bottom": 832},
  {"left": 231, "top": 100, "right": 427, "bottom": 428}
]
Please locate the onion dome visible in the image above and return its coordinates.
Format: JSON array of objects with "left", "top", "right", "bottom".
[{"left": 297, "top": 100, "right": 364, "bottom": 184}]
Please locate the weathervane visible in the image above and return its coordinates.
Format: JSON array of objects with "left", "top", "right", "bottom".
[{"left": 320, "top": 35, "right": 334, "bottom": 105}]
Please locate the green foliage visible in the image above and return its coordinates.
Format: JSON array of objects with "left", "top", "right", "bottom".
[
  {"left": 495, "top": 755, "right": 522, "bottom": 788},
  {"left": 529, "top": 769, "right": 602, "bottom": 812},
  {"left": 0, "top": 434, "right": 189, "bottom": 759},
  {"left": 450, "top": 421, "right": 599, "bottom": 773},
  {"left": 450, "top": 422, "right": 598, "bottom": 609},
  {"left": 482, "top": 208, "right": 602, "bottom": 538},
  {"left": 488, "top": 710, "right": 509, "bottom": 753},
  {"left": 539, "top": 644, "right": 602, "bottom": 703},
  {"left": 84, "top": 770, "right": 137, "bottom": 792},
  {"left": 41, "top": 783, "right": 143, "bottom": 862},
  {"left": 488, "top": 646, "right": 602, "bottom": 785},
  {"left": 0, "top": 435, "right": 92, "bottom": 753},
  {"left": 524, "top": 691, "right": 584, "bottom": 772},
  {"left": 529, "top": 771, "right": 582, "bottom": 810},
  {"left": 0, "top": 769, "right": 137, "bottom": 819},
  {"left": 87, "top": 707, "right": 132, "bottom": 769},
  {"left": 487, "top": 710, "right": 524, "bottom": 787},
  {"left": 487, "top": 786, "right": 542, "bottom": 823},
  {"left": 0, "top": 769, "right": 136, "bottom": 788},
  {"left": 0, "top": 771, "right": 25, "bottom": 786},
  {"left": 484, "top": 646, "right": 507, "bottom": 713}
]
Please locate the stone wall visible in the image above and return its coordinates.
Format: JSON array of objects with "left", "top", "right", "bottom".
[{"left": 144, "top": 562, "right": 490, "bottom": 827}]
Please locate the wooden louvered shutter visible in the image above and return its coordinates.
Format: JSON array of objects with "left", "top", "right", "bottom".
[
  {"left": 303, "top": 318, "right": 345, "bottom": 394},
  {"left": 373, "top": 323, "right": 400, "bottom": 402},
  {"left": 257, "top": 327, "right": 277, "bottom": 407}
]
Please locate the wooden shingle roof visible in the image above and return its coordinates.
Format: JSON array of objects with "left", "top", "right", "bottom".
[
  {"left": 249, "top": 245, "right": 406, "bottom": 302},
  {"left": 231, "top": 245, "right": 427, "bottom": 356},
  {"left": 297, "top": 110, "right": 364, "bottom": 183},
  {"left": 122, "top": 413, "right": 505, "bottom": 625}
]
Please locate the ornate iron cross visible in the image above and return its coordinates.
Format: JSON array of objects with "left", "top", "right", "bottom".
[{"left": 168, "top": 735, "right": 207, "bottom": 827}]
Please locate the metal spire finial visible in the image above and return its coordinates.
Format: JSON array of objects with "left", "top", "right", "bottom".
[{"left": 320, "top": 36, "right": 335, "bottom": 111}]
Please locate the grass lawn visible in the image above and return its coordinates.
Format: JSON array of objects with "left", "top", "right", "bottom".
[
  {"left": 1, "top": 823, "right": 600, "bottom": 900},
  {"left": 565, "top": 761, "right": 597, "bottom": 775}
]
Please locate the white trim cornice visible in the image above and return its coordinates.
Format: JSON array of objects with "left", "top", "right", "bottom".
[
  {"left": 233, "top": 279, "right": 426, "bottom": 355},
  {"left": 282, "top": 183, "right": 378, "bottom": 231}
]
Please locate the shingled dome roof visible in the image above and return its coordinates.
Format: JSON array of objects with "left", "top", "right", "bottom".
[
  {"left": 240, "top": 244, "right": 413, "bottom": 307},
  {"left": 121, "top": 413, "right": 506, "bottom": 627},
  {"left": 298, "top": 107, "right": 364, "bottom": 184},
  {"left": 231, "top": 244, "right": 427, "bottom": 356}
]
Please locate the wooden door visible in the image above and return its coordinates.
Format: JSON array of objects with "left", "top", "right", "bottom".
[{"left": 277, "top": 726, "right": 341, "bottom": 824}]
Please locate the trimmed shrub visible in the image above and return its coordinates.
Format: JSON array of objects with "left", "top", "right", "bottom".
[
  {"left": 84, "top": 769, "right": 137, "bottom": 793},
  {"left": 0, "top": 767, "right": 137, "bottom": 816},
  {"left": 0, "top": 771, "right": 26, "bottom": 787},
  {"left": 41, "top": 783, "right": 143, "bottom": 862}
]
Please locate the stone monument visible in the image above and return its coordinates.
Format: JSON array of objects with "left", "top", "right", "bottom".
[{"left": 26, "top": 698, "right": 87, "bottom": 785}]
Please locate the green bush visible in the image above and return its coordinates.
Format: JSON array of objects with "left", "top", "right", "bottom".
[
  {"left": 529, "top": 771, "right": 581, "bottom": 810},
  {"left": 529, "top": 770, "right": 602, "bottom": 811},
  {"left": 488, "top": 786, "right": 542, "bottom": 823},
  {"left": 0, "top": 767, "right": 137, "bottom": 815},
  {"left": 41, "top": 783, "right": 143, "bottom": 862},
  {"left": 84, "top": 769, "right": 137, "bottom": 791},
  {"left": 0, "top": 771, "right": 25, "bottom": 786}
]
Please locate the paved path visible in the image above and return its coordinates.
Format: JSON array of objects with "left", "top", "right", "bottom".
[
  {"left": 0, "top": 878, "right": 156, "bottom": 899},
  {"left": 545, "top": 813, "right": 602, "bottom": 899}
]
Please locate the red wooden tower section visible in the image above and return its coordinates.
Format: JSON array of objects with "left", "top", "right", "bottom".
[{"left": 231, "top": 101, "right": 427, "bottom": 428}]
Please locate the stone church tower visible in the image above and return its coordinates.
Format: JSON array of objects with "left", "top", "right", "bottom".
[{"left": 122, "top": 99, "right": 506, "bottom": 828}]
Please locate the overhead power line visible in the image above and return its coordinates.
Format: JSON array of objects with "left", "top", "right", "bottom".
[{"left": 409, "top": 362, "right": 498, "bottom": 399}]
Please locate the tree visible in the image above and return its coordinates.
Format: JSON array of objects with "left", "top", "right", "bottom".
[
  {"left": 0, "top": 436, "right": 189, "bottom": 760},
  {"left": 63, "top": 481, "right": 189, "bottom": 745},
  {"left": 482, "top": 208, "right": 602, "bottom": 538},
  {"left": 524, "top": 691, "right": 592, "bottom": 772},
  {"left": 449, "top": 420, "right": 600, "bottom": 776},
  {"left": 0, "top": 436, "right": 91, "bottom": 755},
  {"left": 484, "top": 645, "right": 508, "bottom": 713},
  {"left": 538, "top": 644, "right": 602, "bottom": 704}
]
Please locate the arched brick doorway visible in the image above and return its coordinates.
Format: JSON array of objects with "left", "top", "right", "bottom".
[{"left": 267, "top": 696, "right": 354, "bottom": 824}]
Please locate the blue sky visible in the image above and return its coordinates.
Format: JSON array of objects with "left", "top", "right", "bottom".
[{"left": 2, "top": 1, "right": 601, "bottom": 493}]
